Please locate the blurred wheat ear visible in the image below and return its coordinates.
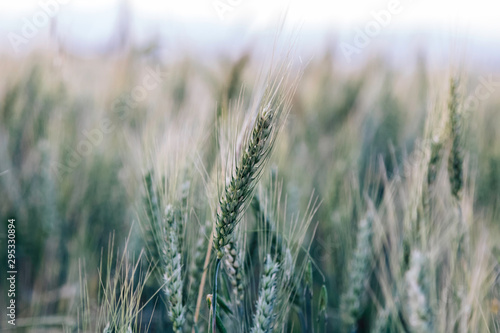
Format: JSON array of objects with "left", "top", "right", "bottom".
[
  {"left": 340, "top": 211, "right": 374, "bottom": 330},
  {"left": 447, "top": 78, "right": 463, "bottom": 201}
]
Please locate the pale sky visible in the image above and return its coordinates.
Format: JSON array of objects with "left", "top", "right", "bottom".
[
  {"left": 0, "top": 0, "right": 499, "bottom": 66},
  {"left": 1, "top": 0, "right": 498, "bottom": 31}
]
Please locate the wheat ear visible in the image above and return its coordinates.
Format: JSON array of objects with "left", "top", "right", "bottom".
[
  {"left": 341, "top": 213, "right": 374, "bottom": 328},
  {"left": 162, "top": 206, "right": 186, "bottom": 332},
  {"left": 211, "top": 62, "right": 296, "bottom": 332},
  {"left": 405, "top": 250, "right": 432, "bottom": 333},
  {"left": 250, "top": 255, "right": 280, "bottom": 333},
  {"left": 447, "top": 78, "right": 463, "bottom": 200}
]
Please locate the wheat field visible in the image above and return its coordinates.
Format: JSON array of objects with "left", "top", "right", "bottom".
[{"left": 0, "top": 19, "right": 500, "bottom": 333}]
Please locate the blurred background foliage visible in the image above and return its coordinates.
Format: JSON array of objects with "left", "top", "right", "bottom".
[{"left": 0, "top": 45, "right": 499, "bottom": 331}]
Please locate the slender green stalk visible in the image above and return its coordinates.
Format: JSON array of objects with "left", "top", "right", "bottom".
[
  {"left": 304, "top": 260, "right": 314, "bottom": 333},
  {"left": 142, "top": 171, "right": 162, "bottom": 280},
  {"left": 211, "top": 258, "right": 221, "bottom": 333},
  {"left": 317, "top": 285, "right": 328, "bottom": 333}
]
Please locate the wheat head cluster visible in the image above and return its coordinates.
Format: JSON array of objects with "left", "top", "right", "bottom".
[{"left": 0, "top": 43, "right": 499, "bottom": 333}]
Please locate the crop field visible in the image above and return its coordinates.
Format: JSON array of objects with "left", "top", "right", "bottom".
[{"left": 0, "top": 4, "right": 500, "bottom": 333}]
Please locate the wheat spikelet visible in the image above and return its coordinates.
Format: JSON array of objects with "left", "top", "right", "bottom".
[
  {"left": 223, "top": 238, "right": 245, "bottom": 306},
  {"left": 341, "top": 213, "right": 374, "bottom": 327}
]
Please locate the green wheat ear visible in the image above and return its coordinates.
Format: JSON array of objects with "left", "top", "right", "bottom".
[
  {"left": 210, "top": 61, "right": 297, "bottom": 332},
  {"left": 213, "top": 69, "right": 296, "bottom": 259},
  {"left": 214, "top": 107, "right": 279, "bottom": 258},
  {"left": 447, "top": 78, "right": 463, "bottom": 200}
]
